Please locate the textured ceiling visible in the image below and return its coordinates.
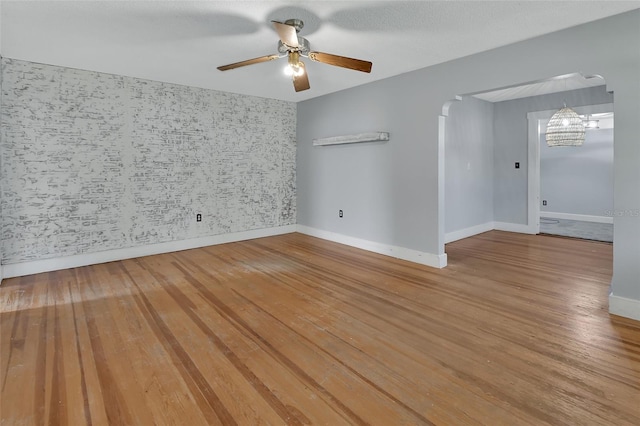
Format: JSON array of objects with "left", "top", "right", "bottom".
[{"left": 1, "top": 1, "right": 639, "bottom": 102}]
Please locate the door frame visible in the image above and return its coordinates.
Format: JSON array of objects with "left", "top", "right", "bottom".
[{"left": 526, "top": 102, "right": 614, "bottom": 234}]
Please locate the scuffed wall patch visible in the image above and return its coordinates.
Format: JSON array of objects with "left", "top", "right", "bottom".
[{"left": 0, "top": 58, "right": 296, "bottom": 263}]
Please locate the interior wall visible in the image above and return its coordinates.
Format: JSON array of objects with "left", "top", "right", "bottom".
[
  {"left": 540, "top": 127, "right": 613, "bottom": 218},
  {"left": 0, "top": 58, "right": 296, "bottom": 264},
  {"left": 493, "top": 86, "right": 613, "bottom": 225},
  {"left": 296, "top": 78, "right": 427, "bottom": 253},
  {"left": 0, "top": 0, "right": 3, "bottom": 56},
  {"left": 445, "top": 96, "right": 494, "bottom": 234},
  {"left": 297, "top": 10, "right": 640, "bottom": 306},
  {"left": 0, "top": 0, "right": 3, "bottom": 280}
]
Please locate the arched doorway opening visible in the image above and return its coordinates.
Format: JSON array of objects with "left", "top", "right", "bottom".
[{"left": 440, "top": 73, "right": 613, "bottom": 250}]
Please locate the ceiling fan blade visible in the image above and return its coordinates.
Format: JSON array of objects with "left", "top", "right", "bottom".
[
  {"left": 292, "top": 62, "right": 310, "bottom": 92},
  {"left": 217, "top": 54, "right": 280, "bottom": 71},
  {"left": 272, "top": 20, "right": 299, "bottom": 48},
  {"left": 308, "top": 51, "right": 372, "bottom": 73}
]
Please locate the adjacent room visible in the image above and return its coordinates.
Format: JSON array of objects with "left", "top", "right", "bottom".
[
  {"left": 539, "top": 109, "right": 614, "bottom": 242},
  {"left": 444, "top": 75, "right": 615, "bottom": 243},
  {"left": 1, "top": 2, "right": 639, "bottom": 425}
]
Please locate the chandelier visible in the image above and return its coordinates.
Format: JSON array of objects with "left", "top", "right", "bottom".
[{"left": 545, "top": 104, "right": 585, "bottom": 147}]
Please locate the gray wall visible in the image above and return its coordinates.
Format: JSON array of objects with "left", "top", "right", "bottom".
[
  {"left": 540, "top": 128, "right": 613, "bottom": 217},
  {"left": 297, "top": 11, "right": 640, "bottom": 302},
  {"left": 445, "top": 96, "right": 494, "bottom": 233},
  {"left": 0, "top": 58, "right": 296, "bottom": 264},
  {"left": 0, "top": 0, "right": 3, "bottom": 276},
  {"left": 297, "top": 76, "right": 434, "bottom": 252},
  {"left": 0, "top": 1, "right": 3, "bottom": 55},
  {"left": 493, "top": 86, "right": 613, "bottom": 224}
]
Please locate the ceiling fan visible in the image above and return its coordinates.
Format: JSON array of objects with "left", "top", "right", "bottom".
[{"left": 217, "top": 19, "right": 373, "bottom": 92}]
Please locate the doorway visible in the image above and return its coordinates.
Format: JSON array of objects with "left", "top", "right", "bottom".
[
  {"left": 442, "top": 73, "right": 614, "bottom": 246},
  {"left": 527, "top": 104, "right": 613, "bottom": 242}
]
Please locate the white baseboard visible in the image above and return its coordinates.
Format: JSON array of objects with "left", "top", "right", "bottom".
[
  {"left": 296, "top": 225, "right": 447, "bottom": 268},
  {"left": 541, "top": 211, "right": 613, "bottom": 224},
  {"left": 446, "top": 221, "right": 537, "bottom": 243},
  {"left": 494, "top": 221, "right": 536, "bottom": 234},
  {"left": 609, "top": 293, "right": 640, "bottom": 322},
  {"left": 445, "top": 222, "right": 494, "bottom": 244},
  {"left": 2, "top": 225, "right": 297, "bottom": 279}
]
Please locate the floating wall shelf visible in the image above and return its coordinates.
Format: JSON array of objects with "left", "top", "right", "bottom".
[{"left": 312, "top": 132, "right": 390, "bottom": 146}]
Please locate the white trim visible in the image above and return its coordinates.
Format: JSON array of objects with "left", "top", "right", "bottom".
[
  {"left": 609, "top": 293, "right": 640, "bottom": 322},
  {"left": 438, "top": 113, "right": 449, "bottom": 255},
  {"left": 493, "top": 222, "right": 535, "bottom": 234},
  {"left": 2, "top": 225, "right": 297, "bottom": 279},
  {"left": 296, "top": 225, "right": 447, "bottom": 268},
  {"left": 527, "top": 110, "right": 543, "bottom": 234},
  {"left": 439, "top": 97, "right": 461, "bottom": 257},
  {"left": 445, "top": 222, "right": 494, "bottom": 243},
  {"left": 541, "top": 211, "right": 613, "bottom": 224}
]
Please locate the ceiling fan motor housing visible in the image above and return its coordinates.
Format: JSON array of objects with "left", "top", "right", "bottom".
[
  {"left": 278, "top": 38, "right": 310, "bottom": 56},
  {"left": 284, "top": 19, "right": 304, "bottom": 33}
]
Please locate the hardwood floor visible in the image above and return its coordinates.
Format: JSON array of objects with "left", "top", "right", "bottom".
[{"left": 1, "top": 231, "right": 639, "bottom": 425}]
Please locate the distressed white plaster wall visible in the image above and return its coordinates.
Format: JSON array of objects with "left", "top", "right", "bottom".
[{"left": 0, "top": 58, "right": 296, "bottom": 264}]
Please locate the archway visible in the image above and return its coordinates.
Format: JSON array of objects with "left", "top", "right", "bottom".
[{"left": 440, "top": 73, "right": 613, "bottom": 253}]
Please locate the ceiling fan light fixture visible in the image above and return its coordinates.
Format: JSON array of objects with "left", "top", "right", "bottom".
[
  {"left": 285, "top": 50, "right": 304, "bottom": 77},
  {"left": 284, "top": 63, "right": 304, "bottom": 77}
]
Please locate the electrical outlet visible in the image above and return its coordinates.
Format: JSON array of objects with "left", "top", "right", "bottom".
[
  {"left": 542, "top": 200, "right": 547, "bottom": 206},
  {"left": 339, "top": 210, "right": 343, "bottom": 218},
  {"left": 196, "top": 213, "right": 202, "bottom": 222}
]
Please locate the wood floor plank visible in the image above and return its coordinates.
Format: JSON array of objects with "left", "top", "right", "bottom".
[
  {"left": 205, "top": 246, "right": 518, "bottom": 424},
  {"left": 66, "top": 268, "right": 110, "bottom": 426},
  {"left": 1, "top": 231, "right": 639, "bottom": 425},
  {"left": 154, "top": 253, "right": 348, "bottom": 425},
  {"left": 96, "top": 261, "right": 213, "bottom": 426},
  {"left": 154, "top": 254, "right": 370, "bottom": 425},
  {"left": 220, "top": 238, "right": 605, "bottom": 425},
  {"left": 123, "top": 257, "right": 288, "bottom": 425}
]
